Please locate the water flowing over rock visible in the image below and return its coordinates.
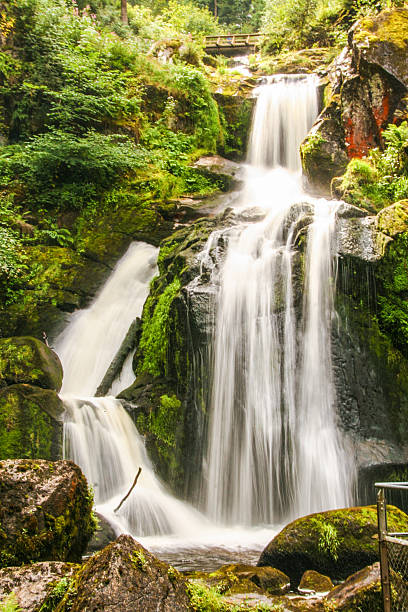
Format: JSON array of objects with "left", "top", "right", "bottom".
[{"left": 202, "top": 74, "right": 354, "bottom": 526}]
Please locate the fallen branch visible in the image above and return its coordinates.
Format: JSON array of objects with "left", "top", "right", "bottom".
[{"left": 114, "top": 467, "right": 142, "bottom": 513}]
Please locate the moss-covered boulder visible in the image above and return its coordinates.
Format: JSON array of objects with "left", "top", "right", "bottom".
[
  {"left": 215, "top": 94, "right": 254, "bottom": 161},
  {"left": 300, "top": 105, "right": 349, "bottom": 194},
  {"left": 0, "top": 337, "right": 63, "bottom": 391},
  {"left": 0, "top": 562, "right": 79, "bottom": 612},
  {"left": 0, "top": 384, "right": 64, "bottom": 460},
  {"left": 257, "top": 505, "right": 408, "bottom": 586},
  {"left": 352, "top": 9, "right": 408, "bottom": 89},
  {"left": 298, "top": 570, "right": 333, "bottom": 594},
  {"left": 54, "top": 534, "right": 191, "bottom": 611},
  {"left": 326, "top": 562, "right": 382, "bottom": 611},
  {"left": 0, "top": 459, "right": 96, "bottom": 568},
  {"left": 207, "top": 563, "right": 290, "bottom": 596}
]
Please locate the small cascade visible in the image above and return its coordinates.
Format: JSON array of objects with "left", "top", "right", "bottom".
[
  {"left": 56, "top": 241, "right": 204, "bottom": 539},
  {"left": 203, "top": 75, "right": 354, "bottom": 525},
  {"left": 63, "top": 395, "right": 203, "bottom": 537},
  {"left": 56, "top": 242, "right": 158, "bottom": 395}
]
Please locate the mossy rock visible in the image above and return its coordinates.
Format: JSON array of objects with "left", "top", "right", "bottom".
[
  {"left": 54, "top": 534, "right": 191, "bottom": 611},
  {"left": 298, "top": 570, "right": 333, "bottom": 594},
  {"left": 352, "top": 8, "right": 408, "bottom": 88},
  {"left": 326, "top": 562, "right": 382, "bottom": 611},
  {"left": 208, "top": 563, "right": 290, "bottom": 596},
  {"left": 300, "top": 106, "right": 348, "bottom": 195},
  {"left": 0, "top": 384, "right": 63, "bottom": 460},
  {"left": 376, "top": 200, "right": 408, "bottom": 238},
  {"left": 0, "top": 459, "right": 96, "bottom": 568},
  {"left": 0, "top": 561, "right": 79, "bottom": 612},
  {"left": 257, "top": 505, "right": 408, "bottom": 586},
  {"left": 0, "top": 337, "right": 63, "bottom": 391}
]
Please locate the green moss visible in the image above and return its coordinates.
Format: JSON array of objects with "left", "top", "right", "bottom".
[
  {"left": 355, "top": 8, "right": 408, "bottom": 50},
  {"left": 130, "top": 550, "right": 148, "bottom": 571},
  {"left": 0, "top": 385, "right": 63, "bottom": 460},
  {"left": 138, "top": 278, "right": 181, "bottom": 377},
  {"left": 0, "top": 337, "right": 62, "bottom": 391},
  {"left": 39, "top": 577, "right": 73, "bottom": 612},
  {"left": 0, "top": 461, "right": 96, "bottom": 568}
]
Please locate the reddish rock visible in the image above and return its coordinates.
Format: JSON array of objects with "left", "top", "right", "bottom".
[{"left": 326, "top": 562, "right": 382, "bottom": 611}]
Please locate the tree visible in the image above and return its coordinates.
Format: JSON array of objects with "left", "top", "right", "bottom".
[{"left": 121, "top": 0, "right": 128, "bottom": 24}]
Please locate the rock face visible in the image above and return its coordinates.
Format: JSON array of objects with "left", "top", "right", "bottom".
[
  {"left": 326, "top": 562, "right": 382, "bottom": 611},
  {"left": 0, "top": 384, "right": 64, "bottom": 460},
  {"left": 301, "top": 7, "right": 408, "bottom": 192},
  {"left": 0, "top": 336, "right": 63, "bottom": 391},
  {"left": 0, "top": 459, "right": 95, "bottom": 568},
  {"left": 200, "top": 563, "right": 290, "bottom": 596},
  {"left": 298, "top": 570, "right": 333, "bottom": 594},
  {"left": 257, "top": 505, "right": 408, "bottom": 586},
  {"left": 55, "top": 534, "right": 191, "bottom": 611},
  {"left": 0, "top": 562, "right": 79, "bottom": 612}
]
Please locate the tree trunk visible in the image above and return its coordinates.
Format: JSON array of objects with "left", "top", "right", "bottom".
[{"left": 121, "top": 0, "right": 128, "bottom": 25}]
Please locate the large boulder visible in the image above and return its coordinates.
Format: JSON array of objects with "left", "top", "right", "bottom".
[
  {"left": 0, "top": 459, "right": 96, "bottom": 568},
  {"left": 54, "top": 534, "right": 191, "bottom": 611},
  {"left": 0, "top": 336, "right": 63, "bottom": 391},
  {"left": 257, "top": 505, "right": 408, "bottom": 586},
  {"left": 301, "top": 7, "right": 408, "bottom": 193},
  {"left": 0, "top": 384, "right": 64, "bottom": 460},
  {"left": 193, "top": 563, "right": 290, "bottom": 596},
  {"left": 326, "top": 562, "right": 382, "bottom": 611},
  {"left": 0, "top": 562, "right": 79, "bottom": 612}
]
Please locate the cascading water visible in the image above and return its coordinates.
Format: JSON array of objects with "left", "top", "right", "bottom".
[
  {"left": 203, "top": 74, "right": 355, "bottom": 526},
  {"left": 52, "top": 73, "right": 355, "bottom": 569},
  {"left": 55, "top": 241, "right": 204, "bottom": 539}
]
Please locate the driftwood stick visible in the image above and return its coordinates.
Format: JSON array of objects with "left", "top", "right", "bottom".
[{"left": 114, "top": 467, "right": 142, "bottom": 513}]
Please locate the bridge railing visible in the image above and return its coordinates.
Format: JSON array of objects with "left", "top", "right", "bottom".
[
  {"left": 204, "top": 33, "right": 262, "bottom": 49},
  {"left": 376, "top": 482, "right": 408, "bottom": 611}
]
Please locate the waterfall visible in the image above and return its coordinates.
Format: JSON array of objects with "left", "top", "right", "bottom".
[
  {"left": 55, "top": 241, "right": 204, "bottom": 538},
  {"left": 203, "top": 75, "right": 354, "bottom": 525},
  {"left": 56, "top": 242, "right": 158, "bottom": 396}
]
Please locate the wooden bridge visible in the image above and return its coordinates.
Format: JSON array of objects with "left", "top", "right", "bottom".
[{"left": 204, "top": 33, "right": 262, "bottom": 55}]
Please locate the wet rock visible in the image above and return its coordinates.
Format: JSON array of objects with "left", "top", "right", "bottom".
[
  {"left": 0, "top": 336, "right": 63, "bottom": 391},
  {"left": 336, "top": 215, "right": 388, "bottom": 262},
  {"left": 326, "top": 562, "right": 382, "bottom": 611},
  {"left": 257, "top": 505, "right": 408, "bottom": 586},
  {"left": 55, "top": 534, "right": 191, "bottom": 611},
  {"left": 376, "top": 199, "right": 408, "bottom": 237},
  {"left": 0, "top": 459, "right": 95, "bottom": 568},
  {"left": 209, "top": 563, "right": 290, "bottom": 596},
  {"left": 0, "top": 384, "right": 64, "bottom": 460},
  {"left": 193, "top": 155, "right": 241, "bottom": 180},
  {"left": 0, "top": 562, "right": 79, "bottom": 612},
  {"left": 86, "top": 513, "right": 117, "bottom": 555},
  {"left": 214, "top": 94, "right": 254, "bottom": 161},
  {"left": 298, "top": 570, "right": 333, "bottom": 594}
]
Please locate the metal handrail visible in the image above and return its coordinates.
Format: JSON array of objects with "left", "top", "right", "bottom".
[{"left": 376, "top": 482, "right": 408, "bottom": 611}]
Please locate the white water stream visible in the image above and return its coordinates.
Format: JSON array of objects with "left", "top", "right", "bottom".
[
  {"left": 54, "top": 73, "right": 355, "bottom": 570},
  {"left": 203, "top": 75, "right": 354, "bottom": 525}
]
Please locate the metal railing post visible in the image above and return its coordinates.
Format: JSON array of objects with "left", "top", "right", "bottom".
[{"left": 378, "top": 486, "right": 392, "bottom": 612}]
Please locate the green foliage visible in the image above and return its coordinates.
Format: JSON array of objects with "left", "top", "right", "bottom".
[
  {"left": 39, "top": 577, "right": 72, "bottom": 612},
  {"left": 0, "top": 593, "right": 21, "bottom": 612},
  {"left": 0, "top": 130, "right": 150, "bottom": 210},
  {"left": 317, "top": 523, "right": 341, "bottom": 561},
  {"left": 150, "top": 394, "right": 182, "bottom": 447},
  {"left": 187, "top": 581, "right": 228, "bottom": 612},
  {"left": 339, "top": 122, "right": 408, "bottom": 212},
  {"left": 139, "top": 278, "right": 181, "bottom": 377},
  {"left": 130, "top": 550, "right": 148, "bottom": 571}
]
